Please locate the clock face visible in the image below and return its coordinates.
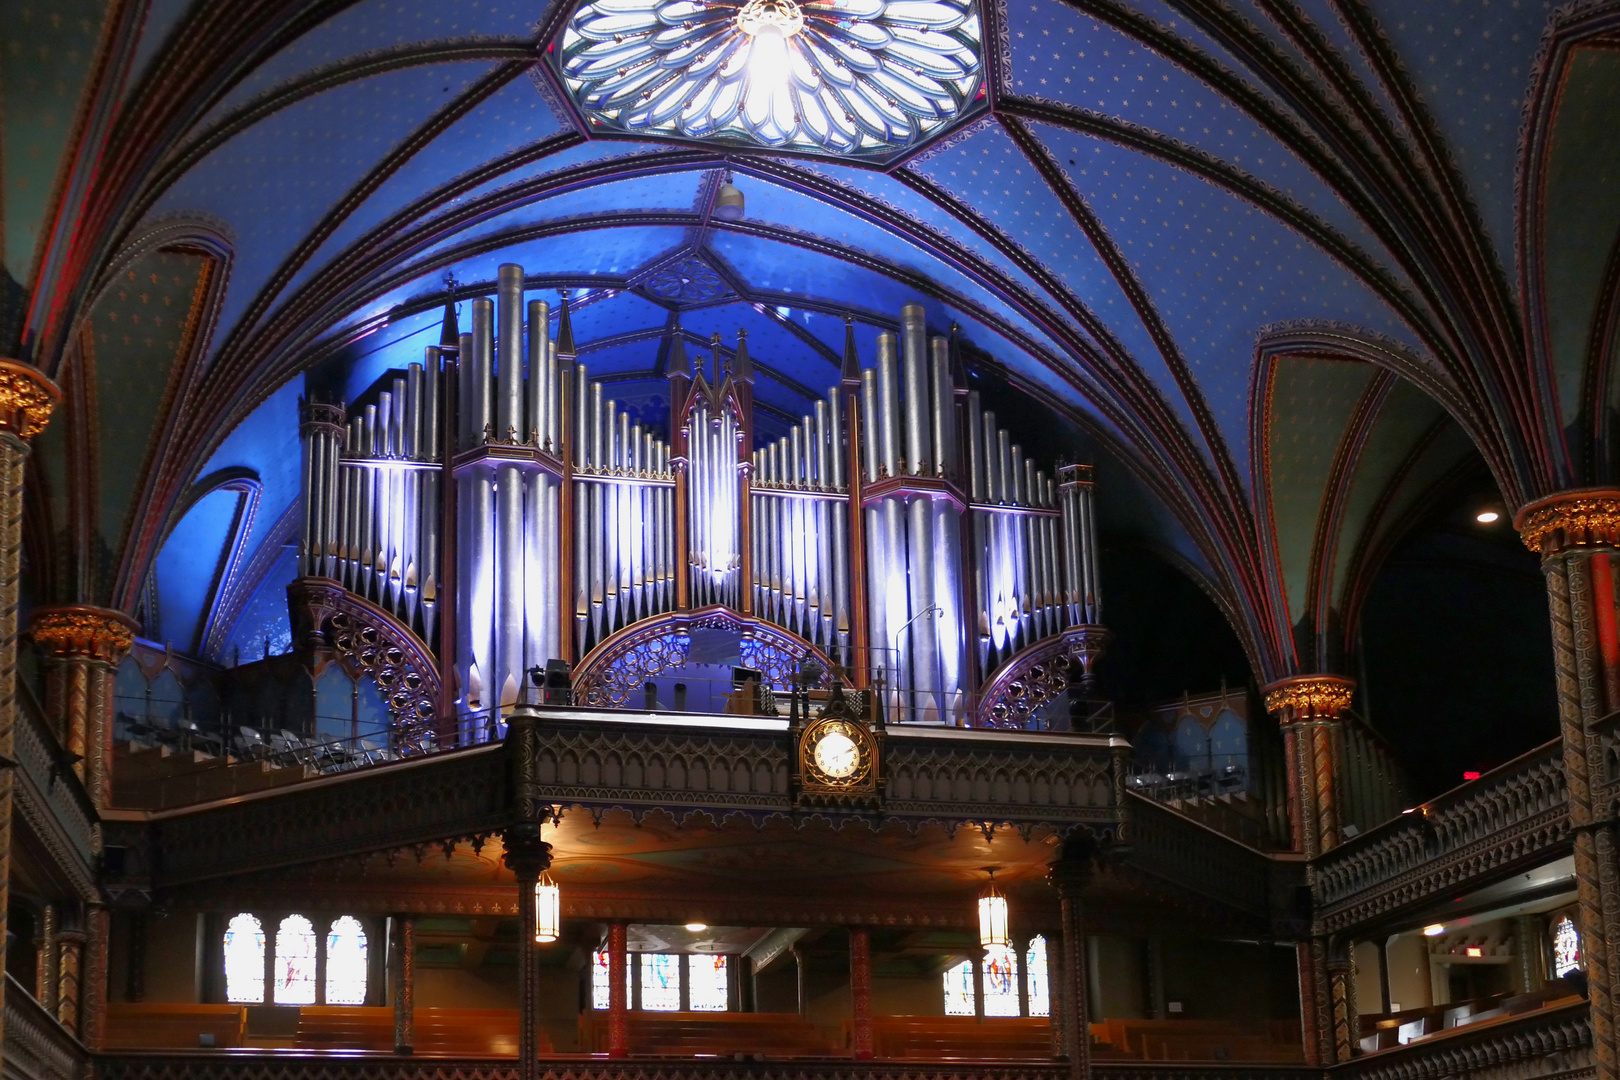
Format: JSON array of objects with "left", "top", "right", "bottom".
[{"left": 813, "top": 730, "right": 860, "bottom": 780}]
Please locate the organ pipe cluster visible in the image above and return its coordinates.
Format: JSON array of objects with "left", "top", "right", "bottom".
[
  {"left": 751, "top": 386, "right": 850, "bottom": 656},
  {"left": 296, "top": 268, "right": 1103, "bottom": 730},
  {"left": 299, "top": 360, "right": 443, "bottom": 643},
  {"left": 571, "top": 359, "right": 676, "bottom": 658}
]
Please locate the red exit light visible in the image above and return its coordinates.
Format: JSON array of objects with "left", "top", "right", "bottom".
[{"left": 1463, "top": 771, "right": 1481, "bottom": 781}]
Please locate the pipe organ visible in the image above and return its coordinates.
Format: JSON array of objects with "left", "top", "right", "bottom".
[{"left": 297, "top": 268, "right": 1103, "bottom": 732}]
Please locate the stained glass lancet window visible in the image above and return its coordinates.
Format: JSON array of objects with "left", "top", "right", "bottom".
[
  {"left": 641, "top": 953, "right": 681, "bottom": 1011},
  {"left": 1026, "top": 936, "right": 1050, "bottom": 1017},
  {"left": 943, "top": 959, "right": 974, "bottom": 1016},
  {"left": 593, "top": 950, "right": 611, "bottom": 1010},
  {"left": 592, "top": 950, "right": 635, "bottom": 1009},
  {"left": 1553, "top": 916, "right": 1582, "bottom": 978},
  {"left": 223, "top": 914, "right": 265, "bottom": 1004},
  {"left": 688, "top": 954, "right": 728, "bottom": 1011},
  {"left": 555, "top": 0, "right": 985, "bottom": 158},
  {"left": 274, "top": 915, "right": 318, "bottom": 1005},
  {"left": 983, "top": 945, "right": 1020, "bottom": 1016},
  {"left": 324, "top": 917, "right": 368, "bottom": 1005}
]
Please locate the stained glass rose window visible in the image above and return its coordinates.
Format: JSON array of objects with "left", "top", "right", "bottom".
[{"left": 556, "top": 0, "right": 984, "bottom": 156}]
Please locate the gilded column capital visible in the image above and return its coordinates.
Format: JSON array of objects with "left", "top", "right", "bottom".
[
  {"left": 0, "top": 359, "right": 60, "bottom": 441},
  {"left": 1515, "top": 488, "right": 1620, "bottom": 555},
  {"left": 30, "top": 606, "right": 137, "bottom": 664},
  {"left": 1263, "top": 674, "right": 1354, "bottom": 724}
]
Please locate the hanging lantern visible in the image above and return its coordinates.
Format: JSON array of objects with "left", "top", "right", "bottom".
[
  {"left": 714, "top": 178, "right": 745, "bottom": 221},
  {"left": 535, "top": 873, "right": 561, "bottom": 943},
  {"left": 978, "top": 869, "right": 1009, "bottom": 948}
]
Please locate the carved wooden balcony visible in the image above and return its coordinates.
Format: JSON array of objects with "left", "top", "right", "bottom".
[
  {"left": 3, "top": 974, "right": 86, "bottom": 1080},
  {"left": 105, "top": 709, "right": 1128, "bottom": 891},
  {"left": 1311, "top": 739, "right": 1568, "bottom": 935},
  {"left": 93, "top": 1058, "right": 1327, "bottom": 1080},
  {"left": 14, "top": 683, "right": 98, "bottom": 898},
  {"left": 1333, "top": 999, "right": 1588, "bottom": 1080}
]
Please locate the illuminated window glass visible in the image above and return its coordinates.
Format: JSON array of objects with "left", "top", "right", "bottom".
[
  {"left": 556, "top": 0, "right": 986, "bottom": 159},
  {"left": 324, "top": 916, "right": 368, "bottom": 1005},
  {"left": 688, "top": 954, "right": 728, "bottom": 1011},
  {"left": 223, "top": 913, "right": 265, "bottom": 1004},
  {"left": 592, "top": 950, "right": 634, "bottom": 1010},
  {"left": 943, "top": 959, "right": 974, "bottom": 1016},
  {"left": 1026, "top": 935, "right": 1050, "bottom": 1017},
  {"left": 593, "top": 949, "right": 611, "bottom": 1010},
  {"left": 983, "top": 945, "right": 1020, "bottom": 1016},
  {"left": 1554, "top": 916, "right": 1582, "bottom": 978},
  {"left": 641, "top": 953, "right": 681, "bottom": 1011},
  {"left": 273, "top": 915, "right": 318, "bottom": 1004}
]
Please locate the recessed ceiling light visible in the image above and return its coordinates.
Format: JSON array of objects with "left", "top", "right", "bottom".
[
  {"left": 685, "top": 922, "right": 708, "bottom": 932},
  {"left": 1423, "top": 924, "right": 1446, "bottom": 937},
  {"left": 1476, "top": 510, "right": 1501, "bottom": 524}
]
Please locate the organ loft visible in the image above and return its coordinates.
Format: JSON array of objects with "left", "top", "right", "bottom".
[{"left": 0, "top": 3, "right": 1606, "bottom": 1080}]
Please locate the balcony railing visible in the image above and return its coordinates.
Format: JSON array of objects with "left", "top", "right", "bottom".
[
  {"left": 1333, "top": 999, "right": 1588, "bottom": 1080},
  {"left": 3, "top": 975, "right": 86, "bottom": 1080},
  {"left": 1311, "top": 738, "right": 1568, "bottom": 934}
]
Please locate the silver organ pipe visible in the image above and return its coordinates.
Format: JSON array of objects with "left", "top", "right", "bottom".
[
  {"left": 297, "top": 287, "right": 1105, "bottom": 733},
  {"left": 462, "top": 301, "right": 496, "bottom": 721},
  {"left": 570, "top": 366, "right": 675, "bottom": 659},
  {"left": 685, "top": 396, "right": 740, "bottom": 610}
]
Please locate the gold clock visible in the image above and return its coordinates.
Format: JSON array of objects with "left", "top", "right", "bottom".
[{"left": 800, "top": 717, "right": 875, "bottom": 791}]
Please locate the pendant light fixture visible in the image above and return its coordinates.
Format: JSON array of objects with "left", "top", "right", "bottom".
[
  {"left": 534, "top": 871, "right": 561, "bottom": 943},
  {"left": 534, "top": 822, "right": 561, "bottom": 944},
  {"left": 978, "top": 867, "right": 1009, "bottom": 948}
]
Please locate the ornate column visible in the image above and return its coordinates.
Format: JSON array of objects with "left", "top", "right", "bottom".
[
  {"left": 502, "top": 703, "right": 551, "bottom": 1080},
  {"left": 30, "top": 606, "right": 136, "bottom": 807},
  {"left": 1263, "top": 675, "right": 1355, "bottom": 858},
  {"left": 0, "top": 361, "right": 58, "bottom": 1071},
  {"left": 607, "top": 922, "right": 629, "bottom": 1058},
  {"left": 56, "top": 927, "right": 84, "bottom": 1034},
  {"left": 503, "top": 835, "right": 551, "bottom": 1080},
  {"left": 1517, "top": 489, "right": 1620, "bottom": 1080},
  {"left": 1048, "top": 834, "right": 1095, "bottom": 1080},
  {"left": 1295, "top": 939, "right": 1329, "bottom": 1066},
  {"left": 1267, "top": 675, "right": 1354, "bottom": 1069},
  {"left": 1325, "top": 943, "right": 1357, "bottom": 1062},
  {"left": 82, "top": 904, "right": 109, "bottom": 1049},
  {"left": 849, "top": 927, "right": 873, "bottom": 1059},
  {"left": 393, "top": 916, "right": 415, "bottom": 1053},
  {"left": 35, "top": 904, "right": 57, "bottom": 1012}
]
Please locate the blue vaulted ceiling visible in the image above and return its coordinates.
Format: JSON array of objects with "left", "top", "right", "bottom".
[{"left": 13, "top": 0, "right": 1613, "bottom": 683}]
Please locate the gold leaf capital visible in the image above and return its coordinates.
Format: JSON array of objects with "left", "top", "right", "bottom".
[
  {"left": 30, "top": 606, "right": 137, "bottom": 663},
  {"left": 1263, "top": 675, "right": 1354, "bottom": 722},
  {"left": 0, "top": 359, "right": 59, "bottom": 441},
  {"left": 1515, "top": 489, "right": 1620, "bottom": 555}
]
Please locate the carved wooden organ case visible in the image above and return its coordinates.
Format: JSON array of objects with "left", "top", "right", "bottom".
[{"left": 294, "top": 265, "right": 1104, "bottom": 737}]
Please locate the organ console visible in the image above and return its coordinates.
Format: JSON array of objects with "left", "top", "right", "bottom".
[{"left": 296, "top": 264, "right": 1103, "bottom": 735}]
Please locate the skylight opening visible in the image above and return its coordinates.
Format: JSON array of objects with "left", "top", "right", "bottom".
[{"left": 556, "top": 0, "right": 986, "bottom": 157}]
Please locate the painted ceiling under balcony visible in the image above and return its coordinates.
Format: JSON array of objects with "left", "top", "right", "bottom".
[{"left": 2, "top": 0, "right": 1616, "bottom": 691}]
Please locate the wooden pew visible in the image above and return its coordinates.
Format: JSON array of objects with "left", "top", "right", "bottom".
[
  {"left": 417, "top": 1008, "right": 532, "bottom": 1055},
  {"left": 1093, "top": 1018, "right": 1304, "bottom": 1063},
  {"left": 868, "top": 1016, "right": 1053, "bottom": 1060},
  {"left": 297, "top": 1006, "right": 534, "bottom": 1055},
  {"left": 104, "top": 1003, "right": 246, "bottom": 1049},
  {"left": 578, "top": 1011, "right": 835, "bottom": 1056}
]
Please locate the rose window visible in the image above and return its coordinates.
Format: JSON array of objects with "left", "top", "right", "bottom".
[{"left": 555, "top": 0, "right": 985, "bottom": 156}]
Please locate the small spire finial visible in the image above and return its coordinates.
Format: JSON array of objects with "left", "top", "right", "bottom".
[
  {"left": 556, "top": 289, "right": 576, "bottom": 359},
  {"left": 840, "top": 314, "right": 862, "bottom": 385}
]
